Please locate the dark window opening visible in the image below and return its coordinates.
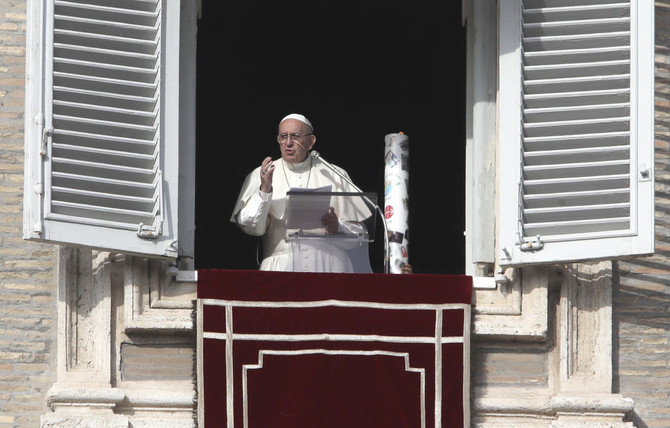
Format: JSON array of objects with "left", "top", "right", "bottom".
[{"left": 195, "top": 0, "right": 466, "bottom": 274}]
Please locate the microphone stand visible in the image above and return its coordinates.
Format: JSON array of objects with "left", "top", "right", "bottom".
[{"left": 310, "top": 151, "right": 390, "bottom": 273}]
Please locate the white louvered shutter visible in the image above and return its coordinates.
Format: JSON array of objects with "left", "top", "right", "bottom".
[
  {"left": 498, "top": 0, "right": 654, "bottom": 266},
  {"left": 24, "top": 0, "right": 185, "bottom": 258}
]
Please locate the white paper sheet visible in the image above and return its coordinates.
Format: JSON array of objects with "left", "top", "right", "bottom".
[{"left": 285, "top": 185, "right": 332, "bottom": 230}]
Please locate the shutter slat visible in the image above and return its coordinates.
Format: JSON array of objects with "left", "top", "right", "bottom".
[
  {"left": 54, "top": 100, "right": 157, "bottom": 124},
  {"left": 524, "top": 159, "right": 629, "bottom": 180},
  {"left": 524, "top": 116, "right": 629, "bottom": 138},
  {"left": 54, "top": 0, "right": 159, "bottom": 25},
  {"left": 525, "top": 75, "right": 630, "bottom": 95},
  {"left": 52, "top": 157, "right": 157, "bottom": 180},
  {"left": 51, "top": 200, "right": 155, "bottom": 224},
  {"left": 524, "top": 46, "right": 629, "bottom": 66},
  {"left": 54, "top": 31, "right": 158, "bottom": 55},
  {"left": 524, "top": 3, "right": 630, "bottom": 15},
  {"left": 524, "top": 217, "right": 630, "bottom": 238},
  {"left": 52, "top": 142, "right": 156, "bottom": 169},
  {"left": 524, "top": 88, "right": 629, "bottom": 108},
  {"left": 53, "top": 186, "right": 157, "bottom": 212},
  {"left": 54, "top": 44, "right": 157, "bottom": 68},
  {"left": 52, "top": 172, "right": 155, "bottom": 197},
  {"left": 524, "top": 174, "right": 630, "bottom": 194},
  {"left": 57, "top": 0, "right": 159, "bottom": 12},
  {"left": 524, "top": 146, "right": 629, "bottom": 165},
  {"left": 54, "top": 71, "right": 158, "bottom": 90},
  {"left": 524, "top": 102, "right": 629, "bottom": 122},
  {"left": 524, "top": 188, "right": 629, "bottom": 208},
  {"left": 524, "top": 31, "right": 629, "bottom": 51},
  {"left": 46, "top": 213, "right": 141, "bottom": 231},
  {"left": 525, "top": 0, "right": 628, "bottom": 7},
  {"left": 523, "top": 18, "right": 630, "bottom": 38},
  {"left": 54, "top": 14, "right": 159, "bottom": 40},
  {"left": 524, "top": 59, "right": 629, "bottom": 79},
  {"left": 54, "top": 72, "right": 157, "bottom": 98},
  {"left": 525, "top": 202, "right": 629, "bottom": 222},
  {"left": 54, "top": 129, "right": 156, "bottom": 155},
  {"left": 54, "top": 57, "right": 158, "bottom": 83},
  {"left": 54, "top": 85, "right": 157, "bottom": 107},
  {"left": 524, "top": 131, "right": 629, "bottom": 150},
  {"left": 524, "top": 4, "right": 630, "bottom": 22},
  {"left": 53, "top": 115, "right": 157, "bottom": 140}
]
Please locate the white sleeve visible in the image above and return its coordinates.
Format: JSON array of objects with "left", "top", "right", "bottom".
[
  {"left": 234, "top": 190, "right": 272, "bottom": 236},
  {"left": 337, "top": 220, "right": 367, "bottom": 235}
]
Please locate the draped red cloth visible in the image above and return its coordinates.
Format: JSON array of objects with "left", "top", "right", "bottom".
[{"left": 198, "top": 270, "right": 472, "bottom": 428}]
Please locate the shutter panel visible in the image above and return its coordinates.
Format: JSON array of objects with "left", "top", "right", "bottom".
[
  {"left": 24, "top": 0, "right": 183, "bottom": 258},
  {"left": 498, "top": 0, "right": 654, "bottom": 266}
]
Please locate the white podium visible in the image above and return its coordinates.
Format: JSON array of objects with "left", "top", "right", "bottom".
[{"left": 285, "top": 190, "right": 377, "bottom": 273}]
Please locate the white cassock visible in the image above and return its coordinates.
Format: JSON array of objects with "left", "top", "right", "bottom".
[{"left": 231, "top": 156, "right": 372, "bottom": 272}]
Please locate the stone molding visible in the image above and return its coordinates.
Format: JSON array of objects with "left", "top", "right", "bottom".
[
  {"left": 56, "top": 248, "right": 114, "bottom": 384},
  {"left": 474, "top": 391, "right": 634, "bottom": 427},
  {"left": 123, "top": 256, "right": 196, "bottom": 332},
  {"left": 42, "top": 248, "right": 196, "bottom": 427},
  {"left": 558, "top": 262, "right": 613, "bottom": 394},
  {"left": 46, "top": 248, "right": 634, "bottom": 427},
  {"left": 473, "top": 266, "right": 550, "bottom": 339},
  {"left": 472, "top": 261, "right": 635, "bottom": 427}
]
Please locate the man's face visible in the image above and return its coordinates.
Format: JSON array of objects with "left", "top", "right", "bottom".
[{"left": 278, "top": 119, "right": 316, "bottom": 163}]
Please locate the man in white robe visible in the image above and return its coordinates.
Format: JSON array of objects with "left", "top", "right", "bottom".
[{"left": 231, "top": 114, "right": 372, "bottom": 272}]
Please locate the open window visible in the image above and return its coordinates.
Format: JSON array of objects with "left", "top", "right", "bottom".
[
  {"left": 24, "top": 0, "right": 653, "bottom": 273},
  {"left": 193, "top": 0, "right": 467, "bottom": 274}
]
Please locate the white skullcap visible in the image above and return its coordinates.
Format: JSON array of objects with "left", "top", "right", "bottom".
[{"left": 280, "top": 113, "right": 313, "bottom": 132}]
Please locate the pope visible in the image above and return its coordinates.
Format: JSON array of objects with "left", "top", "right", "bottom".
[{"left": 230, "top": 113, "right": 369, "bottom": 272}]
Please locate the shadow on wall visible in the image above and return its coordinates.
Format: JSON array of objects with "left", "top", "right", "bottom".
[{"left": 627, "top": 413, "right": 649, "bottom": 428}]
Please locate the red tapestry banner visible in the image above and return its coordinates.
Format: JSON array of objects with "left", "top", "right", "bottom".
[{"left": 197, "top": 269, "right": 472, "bottom": 428}]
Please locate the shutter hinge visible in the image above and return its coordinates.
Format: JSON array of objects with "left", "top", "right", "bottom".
[
  {"left": 41, "top": 127, "right": 53, "bottom": 156},
  {"left": 639, "top": 163, "right": 651, "bottom": 181},
  {"left": 137, "top": 223, "right": 161, "bottom": 239},
  {"left": 32, "top": 124, "right": 52, "bottom": 237},
  {"left": 519, "top": 234, "right": 544, "bottom": 252}
]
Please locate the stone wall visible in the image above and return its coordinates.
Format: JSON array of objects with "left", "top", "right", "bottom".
[
  {"left": 0, "top": 0, "right": 57, "bottom": 427},
  {"left": 615, "top": 2, "right": 670, "bottom": 427}
]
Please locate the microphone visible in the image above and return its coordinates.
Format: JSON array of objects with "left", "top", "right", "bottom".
[
  {"left": 310, "top": 150, "right": 391, "bottom": 273},
  {"left": 310, "top": 151, "right": 363, "bottom": 192}
]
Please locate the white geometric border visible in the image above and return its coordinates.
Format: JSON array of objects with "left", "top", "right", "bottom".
[
  {"left": 198, "top": 299, "right": 471, "bottom": 428},
  {"left": 242, "top": 350, "right": 427, "bottom": 428}
]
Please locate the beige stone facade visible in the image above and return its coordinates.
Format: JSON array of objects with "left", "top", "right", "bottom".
[
  {"left": 0, "top": 1, "right": 57, "bottom": 426},
  {"left": 0, "top": 1, "right": 669, "bottom": 427}
]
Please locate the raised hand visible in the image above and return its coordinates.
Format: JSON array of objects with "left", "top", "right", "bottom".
[{"left": 259, "top": 156, "right": 275, "bottom": 193}]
